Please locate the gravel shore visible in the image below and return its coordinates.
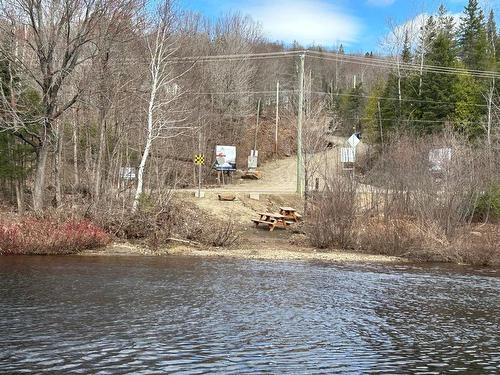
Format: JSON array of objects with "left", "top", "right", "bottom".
[{"left": 83, "top": 242, "right": 403, "bottom": 264}]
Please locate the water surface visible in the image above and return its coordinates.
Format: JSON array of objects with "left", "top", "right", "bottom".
[{"left": 0, "top": 256, "right": 499, "bottom": 373}]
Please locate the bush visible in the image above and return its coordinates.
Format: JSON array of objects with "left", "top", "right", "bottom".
[
  {"left": 305, "top": 178, "right": 357, "bottom": 249},
  {"left": 204, "top": 220, "right": 240, "bottom": 247},
  {"left": 0, "top": 217, "right": 111, "bottom": 255},
  {"left": 356, "top": 218, "right": 425, "bottom": 257},
  {"left": 305, "top": 132, "right": 500, "bottom": 266},
  {"left": 93, "top": 197, "right": 240, "bottom": 249},
  {"left": 474, "top": 183, "right": 500, "bottom": 223}
]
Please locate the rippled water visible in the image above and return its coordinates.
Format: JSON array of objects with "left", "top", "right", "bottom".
[{"left": 0, "top": 256, "right": 499, "bottom": 374}]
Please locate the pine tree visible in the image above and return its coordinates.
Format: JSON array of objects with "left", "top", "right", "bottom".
[
  {"left": 453, "top": 68, "right": 484, "bottom": 138},
  {"left": 458, "top": 0, "right": 489, "bottom": 70},
  {"left": 401, "top": 30, "right": 412, "bottom": 63},
  {"left": 486, "top": 10, "right": 497, "bottom": 68},
  {"left": 340, "top": 83, "right": 365, "bottom": 133},
  {"left": 416, "top": 23, "right": 458, "bottom": 133},
  {"left": 362, "top": 82, "right": 385, "bottom": 144}
]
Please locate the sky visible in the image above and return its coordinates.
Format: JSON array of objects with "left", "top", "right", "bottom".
[{"left": 177, "top": 0, "right": 499, "bottom": 53}]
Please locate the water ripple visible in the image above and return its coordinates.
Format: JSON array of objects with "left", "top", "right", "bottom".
[{"left": 0, "top": 256, "right": 498, "bottom": 373}]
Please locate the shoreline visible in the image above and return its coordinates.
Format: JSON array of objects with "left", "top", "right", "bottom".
[{"left": 81, "top": 242, "right": 405, "bottom": 264}]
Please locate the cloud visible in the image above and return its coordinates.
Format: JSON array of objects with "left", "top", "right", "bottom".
[
  {"left": 242, "top": 0, "right": 362, "bottom": 46},
  {"left": 366, "top": 0, "right": 396, "bottom": 6},
  {"left": 380, "top": 11, "right": 462, "bottom": 53}
]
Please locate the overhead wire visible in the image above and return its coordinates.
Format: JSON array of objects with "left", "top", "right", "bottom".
[{"left": 306, "top": 50, "right": 498, "bottom": 76}]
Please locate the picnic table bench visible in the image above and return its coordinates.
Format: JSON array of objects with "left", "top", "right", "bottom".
[
  {"left": 251, "top": 212, "right": 294, "bottom": 231},
  {"left": 279, "top": 206, "right": 302, "bottom": 222}
]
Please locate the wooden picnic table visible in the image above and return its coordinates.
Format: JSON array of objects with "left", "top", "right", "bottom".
[
  {"left": 279, "top": 206, "right": 302, "bottom": 222},
  {"left": 251, "top": 212, "right": 293, "bottom": 231}
]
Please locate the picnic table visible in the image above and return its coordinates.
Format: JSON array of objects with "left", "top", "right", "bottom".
[
  {"left": 251, "top": 212, "right": 294, "bottom": 231},
  {"left": 279, "top": 207, "right": 302, "bottom": 222}
]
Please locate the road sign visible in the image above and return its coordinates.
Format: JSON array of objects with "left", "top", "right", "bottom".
[
  {"left": 347, "top": 133, "right": 360, "bottom": 149},
  {"left": 194, "top": 154, "right": 205, "bottom": 165},
  {"left": 340, "top": 147, "right": 356, "bottom": 163},
  {"left": 429, "top": 148, "right": 452, "bottom": 171},
  {"left": 248, "top": 156, "right": 258, "bottom": 169},
  {"left": 119, "top": 167, "right": 136, "bottom": 180}
]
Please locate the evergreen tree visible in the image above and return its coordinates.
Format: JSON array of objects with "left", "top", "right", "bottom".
[
  {"left": 416, "top": 21, "right": 458, "bottom": 133},
  {"left": 401, "top": 30, "right": 412, "bottom": 63},
  {"left": 452, "top": 68, "right": 485, "bottom": 138},
  {"left": 340, "top": 83, "right": 365, "bottom": 133},
  {"left": 458, "top": 0, "right": 489, "bottom": 70},
  {"left": 486, "top": 10, "right": 498, "bottom": 68},
  {"left": 362, "top": 82, "right": 385, "bottom": 144}
]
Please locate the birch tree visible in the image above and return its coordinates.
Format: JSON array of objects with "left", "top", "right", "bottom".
[{"left": 133, "top": 0, "right": 192, "bottom": 211}]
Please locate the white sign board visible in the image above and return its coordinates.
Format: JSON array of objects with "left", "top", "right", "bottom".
[
  {"left": 340, "top": 148, "right": 356, "bottom": 163},
  {"left": 215, "top": 145, "right": 236, "bottom": 171},
  {"left": 429, "top": 148, "right": 452, "bottom": 171},
  {"left": 347, "top": 134, "right": 360, "bottom": 149},
  {"left": 119, "top": 167, "right": 136, "bottom": 180}
]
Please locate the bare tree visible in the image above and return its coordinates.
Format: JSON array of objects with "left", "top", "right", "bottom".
[
  {"left": 132, "top": 0, "right": 193, "bottom": 211},
  {"left": 0, "top": 0, "right": 107, "bottom": 212}
]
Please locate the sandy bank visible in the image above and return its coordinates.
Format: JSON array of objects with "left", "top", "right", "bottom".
[{"left": 82, "top": 242, "right": 403, "bottom": 264}]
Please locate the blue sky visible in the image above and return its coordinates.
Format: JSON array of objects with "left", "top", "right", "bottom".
[{"left": 177, "top": 0, "right": 499, "bottom": 53}]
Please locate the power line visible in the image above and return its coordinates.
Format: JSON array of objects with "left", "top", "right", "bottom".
[
  {"left": 306, "top": 53, "right": 498, "bottom": 79},
  {"left": 310, "top": 91, "right": 491, "bottom": 108},
  {"left": 168, "top": 50, "right": 298, "bottom": 63},
  {"left": 306, "top": 50, "right": 499, "bottom": 79},
  {"left": 184, "top": 89, "right": 492, "bottom": 109},
  {"left": 127, "top": 49, "right": 499, "bottom": 80}
]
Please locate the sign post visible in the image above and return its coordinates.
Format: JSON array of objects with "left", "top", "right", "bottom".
[{"left": 193, "top": 154, "right": 205, "bottom": 197}]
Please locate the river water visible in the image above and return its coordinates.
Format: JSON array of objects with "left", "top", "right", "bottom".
[{"left": 0, "top": 256, "right": 499, "bottom": 374}]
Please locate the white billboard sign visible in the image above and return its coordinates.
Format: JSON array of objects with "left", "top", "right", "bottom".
[{"left": 215, "top": 145, "right": 236, "bottom": 171}]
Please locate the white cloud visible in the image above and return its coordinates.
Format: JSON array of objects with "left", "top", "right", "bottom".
[
  {"left": 242, "top": 0, "right": 362, "bottom": 46},
  {"left": 380, "top": 11, "right": 461, "bottom": 54},
  {"left": 366, "top": 0, "right": 396, "bottom": 6}
]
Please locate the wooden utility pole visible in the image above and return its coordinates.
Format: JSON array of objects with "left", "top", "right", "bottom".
[
  {"left": 297, "top": 53, "right": 305, "bottom": 195},
  {"left": 275, "top": 81, "right": 279, "bottom": 155},
  {"left": 254, "top": 98, "right": 261, "bottom": 152}
]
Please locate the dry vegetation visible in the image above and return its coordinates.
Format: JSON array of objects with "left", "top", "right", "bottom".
[
  {"left": 0, "top": 217, "right": 111, "bottom": 255},
  {"left": 305, "top": 133, "right": 500, "bottom": 266}
]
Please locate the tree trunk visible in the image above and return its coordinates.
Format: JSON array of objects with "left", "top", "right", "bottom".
[
  {"left": 55, "top": 122, "right": 64, "bottom": 207},
  {"left": 73, "top": 110, "right": 80, "bottom": 187},
  {"left": 33, "top": 142, "right": 49, "bottom": 213},
  {"left": 15, "top": 180, "right": 24, "bottom": 214},
  {"left": 133, "top": 136, "right": 152, "bottom": 211},
  {"left": 94, "top": 114, "right": 106, "bottom": 200}
]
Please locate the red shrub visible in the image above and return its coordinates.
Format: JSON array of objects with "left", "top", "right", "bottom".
[{"left": 0, "top": 218, "right": 111, "bottom": 255}]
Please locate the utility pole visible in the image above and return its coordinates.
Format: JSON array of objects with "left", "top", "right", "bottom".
[
  {"left": 275, "top": 81, "right": 279, "bottom": 155},
  {"left": 297, "top": 53, "right": 305, "bottom": 195}
]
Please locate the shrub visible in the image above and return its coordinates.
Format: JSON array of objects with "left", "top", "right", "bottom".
[
  {"left": 0, "top": 217, "right": 111, "bottom": 255},
  {"left": 305, "top": 177, "right": 357, "bottom": 249},
  {"left": 92, "top": 197, "right": 240, "bottom": 249},
  {"left": 474, "top": 183, "right": 500, "bottom": 223},
  {"left": 205, "top": 220, "right": 240, "bottom": 247}
]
